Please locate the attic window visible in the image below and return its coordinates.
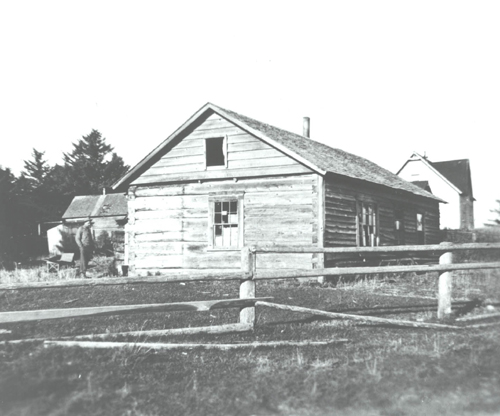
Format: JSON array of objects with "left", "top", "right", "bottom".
[{"left": 206, "top": 137, "right": 226, "bottom": 168}]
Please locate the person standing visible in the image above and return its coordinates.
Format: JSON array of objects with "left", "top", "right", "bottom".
[{"left": 75, "top": 219, "right": 94, "bottom": 278}]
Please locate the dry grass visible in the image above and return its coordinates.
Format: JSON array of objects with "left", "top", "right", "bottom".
[{"left": 1, "top": 251, "right": 499, "bottom": 415}]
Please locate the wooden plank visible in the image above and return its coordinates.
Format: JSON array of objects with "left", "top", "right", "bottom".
[
  {"left": 256, "top": 302, "right": 461, "bottom": 330},
  {"left": 456, "top": 312, "right": 500, "bottom": 322},
  {"left": 0, "top": 297, "right": 272, "bottom": 324},
  {"left": 134, "top": 209, "right": 204, "bottom": 221},
  {"left": 228, "top": 140, "right": 271, "bottom": 152},
  {"left": 131, "top": 165, "right": 313, "bottom": 185},
  {"left": 187, "top": 127, "right": 244, "bottom": 139},
  {"left": 159, "top": 145, "right": 204, "bottom": 158},
  {"left": 143, "top": 163, "right": 205, "bottom": 176},
  {"left": 134, "top": 175, "right": 314, "bottom": 198},
  {"left": 71, "top": 323, "right": 254, "bottom": 340},
  {"left": 45, "top": 339, "right": 349, "bottom": 350},
  {"left": 253, "top": 262, "right": 500, "bottom": 280},
  {"left": 228, "top": 148, "right": 284, "bottom": 161},
  {"left": 153, "top": 154, "right": 205, "bottom": 167},
  {"left": 253, "top": 243, "right": 500, "bottom": 254},
  {"left": 256, "top": 253, "right": 312, "bottom": 269},
  {"left": 227, "top": 133, "right": 262, "bottom": 144},
  {"left": 227, "top": 156, "right": 297, "bottom": 169},
  {"left": 133, "top": 195, "right": 207, "bottom": 211},
  {"left": 0, "top": 271, "right": 249, "bottom": 291}
]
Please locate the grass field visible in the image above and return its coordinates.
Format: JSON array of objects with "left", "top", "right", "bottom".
[{"left": 0, "top": 256, "right": 499, "bottom": 416}]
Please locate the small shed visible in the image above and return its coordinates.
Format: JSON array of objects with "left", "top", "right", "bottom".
[
  {"left": 112, "top": 103, "right": 443, "bottom": 276},
  {"left": 53, "top": 193, "right": 128, "bottom": 258},
  {"left": 397, "top": 152, "right": 475, "bottom": 230}
]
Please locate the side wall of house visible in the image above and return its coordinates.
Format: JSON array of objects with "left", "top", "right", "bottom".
[
  {"left": 126, "top": 174, "right": 318, "bottom": 276},
  {"left": 460, "top": 195, "right": 474, "bottom": 230},
  {"left": 324, "top": 176, "right": 441, "bottom": 248},
  {"left": 398, "top": 159, "right": 460, "bottom": 229}
]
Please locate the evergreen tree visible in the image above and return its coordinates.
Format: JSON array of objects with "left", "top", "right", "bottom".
[
  {"left": 487, "top": 200, "right": 500, "bottom": 226},
  {"left": 61, "top": 129, "right": 129, "bottom": 195},
  {"left": 22, "top": 148, "right": 51, "bottom": 189}
]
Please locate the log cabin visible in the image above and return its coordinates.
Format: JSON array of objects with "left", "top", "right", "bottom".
[{"left": 112, "top": 103, "right": 443, "bottom": 276}]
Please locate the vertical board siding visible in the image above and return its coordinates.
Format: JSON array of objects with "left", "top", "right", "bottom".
[
  {"left": 133, "top": 114, "right": 311, "bottom": 185},
  {"left": 127, "top": 175, "right": 316, "bottom": 275}
]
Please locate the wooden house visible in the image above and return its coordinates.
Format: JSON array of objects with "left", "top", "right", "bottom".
[
  {"left": 112, "top": 103, "right": 443, "bottom": 276},
  {"left": 50, "top": 193, "right": 127, "bottom": 257},
  {"left": 397, "top": 152, "right": 474, "bottom": 230}
]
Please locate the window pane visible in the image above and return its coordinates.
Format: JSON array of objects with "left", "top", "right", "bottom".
[
  {"left": 215, "top": 202, "right": 221, "bottom": 213},
  {"left": 230, "top": 225, "right": 238, "bottom": 246},
  {"left": 229, "top": 214, "right": 238, "bottom": 223},
  {"left": 230, "top": 201, "right": 237, "bottom": 213},
  {"left": 214, "top": 213, "right": 222, "bottom": 224},
  {"left": 223, "top": 201, "right": 229, "bottom": 212},
  {"left": 222, "top": 225, "right": 231, "bottom": 246},
  {"left": 222, "top": 213, "right": 228, "bottom": 223}
]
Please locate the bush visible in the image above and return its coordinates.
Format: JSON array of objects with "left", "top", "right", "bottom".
[{"left": 475, "top": 227, "right": 500, "bottom": 243}]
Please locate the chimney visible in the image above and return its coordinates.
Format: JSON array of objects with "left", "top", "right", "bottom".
[{"left": 303, "top": 117, "right": 310, "bottom": 138}]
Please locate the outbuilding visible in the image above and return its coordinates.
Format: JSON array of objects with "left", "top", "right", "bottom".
[
  {"left": 48, "top": 193, "right": 127, "bottom": 259},
  {"left": 112, "top": 103, "right": 443, "bottom": 276}
]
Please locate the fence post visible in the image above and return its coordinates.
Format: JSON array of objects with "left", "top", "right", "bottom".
[
  {"left": 240, "top": 246, "right": 256, "bottom": 327},
  {"left": 438, "top": 242, "right": 453, "bottom": 320}
]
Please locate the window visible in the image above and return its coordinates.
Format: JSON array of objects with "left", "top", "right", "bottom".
[
  {"left": 206, "top": 137, "right": 226, "bottom": 168},
  {"left": 394, "top": 209, "right": 405, "bottom": 245},
  {"left": 357, "top": 201, "right": 378, "bottom": 247},
  {"left": 209, "top": 194, "right": 243, "bottom": 249},
  {"left": 416, "top": 212, "right": 425, "bottom": 244}
]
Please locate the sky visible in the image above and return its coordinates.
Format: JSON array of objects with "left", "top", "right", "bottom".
[{"left": 0, "top": 1, "right": 499, "bottom": 226}]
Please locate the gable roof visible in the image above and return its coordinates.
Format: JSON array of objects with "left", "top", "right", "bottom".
[
  {"left": 411, "top": 180, "right": 432, "bottom": 193},
  {"left": 397, "top": 152, "right": 474, "bottom": 200},
  {"left": 431, "top": 159, "right": 474, "bottom": 199},
  {"left": 62, "top": 194, "right": 127, "bottom": 220},
  {"left": 112, "top": 103, "right": 441, "bottom": 202}
]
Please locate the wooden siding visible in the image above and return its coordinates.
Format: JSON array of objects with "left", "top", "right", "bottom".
[
  {"left": 132, "top": 113, "right": 312, "bottom": 186},
  {"left": 324, "top": 176, "right": 441, "bottom": 250},
  {"left": 126, "top": 175, "right": 317, "bottom": 276}
]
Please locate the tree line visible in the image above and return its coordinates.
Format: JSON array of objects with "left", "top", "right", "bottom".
[{"left": 1, "top": 130, "right": 129, "bottom": 261}]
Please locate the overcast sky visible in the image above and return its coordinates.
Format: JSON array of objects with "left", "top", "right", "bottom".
[{"left": 1, "top": 1, "right": 499, "bottom": 226}]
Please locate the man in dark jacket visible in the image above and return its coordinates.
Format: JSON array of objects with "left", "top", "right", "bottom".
[{"left": 76, "top": 219, "right": 94, "bottom": 278}]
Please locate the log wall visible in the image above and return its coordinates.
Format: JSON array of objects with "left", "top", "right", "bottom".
[
  {"left": 324, "top": 176, "right": 441, "bottom": 249},
  {"left": 126, "top": 175, "right": 317, "bottom": 276}
]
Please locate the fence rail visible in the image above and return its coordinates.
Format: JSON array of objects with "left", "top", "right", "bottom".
[{"left": 0, "top": 242, "right": 498, "bottom": 339}]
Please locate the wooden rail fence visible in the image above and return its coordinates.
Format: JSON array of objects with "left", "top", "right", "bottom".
[{"left": 0, "top": 242, "right": 499, "bottom": 342}]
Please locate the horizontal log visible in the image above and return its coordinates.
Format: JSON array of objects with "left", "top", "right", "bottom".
[
  {"left": 253, "top": 243, "right": 500, "bottom": 254},
  {"left": 463, "top": 321, "right": 500, "bottom": 329},
  {"left": 71, "top": 323, "right": 254, "bottom": 340},
  {"left": 0, "top": 271, "right": 250, "bottom": 291},
  {"left": 456, "top": 312, "right": 500, "bottom": 322},
  {"left": 44, "top": 339, "right": 349, "bottom": 351},
  {"left": 131, "top": 165, "right": 313, "bottom": 185},
  {"left": 0, "top": 297, "right": 271, "bottom": 324},
  {"left": 254, "top": 262, "right": 500, "bottom": 280},
  {"left": 256, "top": 301, "right": 461, "bottom": 330}
]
